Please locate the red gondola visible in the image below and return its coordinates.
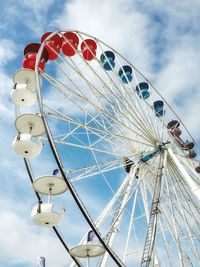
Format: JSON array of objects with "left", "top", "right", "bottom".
[
  {"left": 41, "top": 32, "right": 62, "bottom": 60},
  {"left": 23, "top": 43, "right": 48, "bottom": 72},
  {"left": 62, "top": 32, "right": 79, "bottom": 57},
  {"left": 81, "top": 39, "right": 97, "bottom": 61}
]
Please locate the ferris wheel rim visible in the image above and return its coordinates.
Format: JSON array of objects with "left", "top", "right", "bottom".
[
  {"left": 36, "top": 30, "right": 199, "bottom": 266},
  {"left": 12, "top": 29, "right": 200, "bottom": 267}
]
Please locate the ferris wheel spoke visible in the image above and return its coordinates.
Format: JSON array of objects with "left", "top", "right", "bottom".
[
  {"left": 43, "top": 114, "right": 126, "bottom": 266},
  {"left": 158, "top": 218, "right": 173, "bottom": 267},
  {"left": 146, "top": 157, "right": 184, "bottom": 266},
  {"left": 167, "top": 162, "right": 200, "bottom": 263},
  {"left": 130, "top": 69, "right": 162, "bottom": 141},
  {"left": 160, "top": 206, "right": 184, "bottom": 266},
  {"left": 44, "top": 107, "right": 154, "bottom": 149},
  {"left": 43, "top": 137, "right": 122, "bottom": 156},
  {"left": 123, "top": 186, "right": 139, "bottom": 264},
  {"left": 69, "top": 172, "right": 135, "bottom": 267},
  {"left": 178, "top": 155, "right": 200, "bottom": 187},
  {"left": 108, "top": 49, "right": 159, "bottom": 141},
  {"left": 98, "top": 166, "right": 141, "bottom": 267},
  {"left": 168, "top": 159, "right": 200, "bottom": 229},
  {"left": 76, "top": 35, "right": 158, "bottom": 142},
  {"left": 75, "top": 161, "right": 152, "bottom": 267},
  {"left": 164, "top": 159, "right": 199, "bottom": 265},
  {"left": 42, "top": 64, "right": 157, "bottom": 144},
  {"left": 68, "top": 158, "right": 126, "bottom": 182},
  {"left": 84, "top": 122, "right": 122, "bottom": 195},
  {"left": 41, "top": 76, "right": 155, "bottom": 147},
  {"left": 120, "top": 156, "right": 163, "bottom": 264},
  {"left": 167, "top": 147, "right": 200, "bottom": 202},
  {"left": 70, "top": 175, "right": 148, "bottom": 267},
  {"left": 60, "top": 112, "right": 101, "bottom": 142},
  {"left": 66, "top": 157, "right": 124, "bottom": 175},
  {"left": 158, "top": 200, "right": 184, "bottom": 266}
]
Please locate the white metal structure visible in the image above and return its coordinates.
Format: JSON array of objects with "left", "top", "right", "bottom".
[{"left": 12, "top": 30, "right": 200, "bottom": 267}]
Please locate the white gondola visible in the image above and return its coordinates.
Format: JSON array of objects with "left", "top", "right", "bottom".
[
  {"left": 15, "top": 113, "right": 45, "bottom": 137},
  {"left": 11, "top": 68, "right": 37, "bottom": 107},
  {"left": 33, "top": 175, "right": 68, "bottom": 195},
  {"left": 69, "top": 242, "right": 106, "bottom": 258},
  {"left": 12, "top": 133, "right": 43, "bottom": 158},
  {"left": 31, "top": 202, "right": 64, "bottom": 227}
]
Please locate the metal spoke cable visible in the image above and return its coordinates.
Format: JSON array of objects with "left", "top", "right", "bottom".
[
  {"left": 99, "top": 158, "right": 159, "bottom": 266},
  {"left": 42, "top": 69, "right": 155, "bottom": 145},
  {"left": 167, "top": 147, "right": 200, "bottom": 201},
  {"left": 106, "top": 48, "right": 158, "bottom": 141},
  {"left": 158, "top": 218, "right": 173, "bottom": 267},
  {"left": 44, "top": 107, "right": 154, "bottom": 148},
  {"left": 76, "top": 34, "right": 157, "bottom": 142},
  {"left": 123, "top": 187, "right": 139, "bottom": 263},
  {"left": 54, "top": 57, "right": 150, "bottom": 141},
  {"left": 169, "top": 159, "right": 200, "bottom": 230},
  {"left": 41, "top": 77, "right": 155, "bottom": 151},
  {"left": 69, "top": 172, "right": 133, "bottom": 267},
  {"left": 35, "top": 50, "right": 126, "bottom": 265},
  {"left": 167, "top": 162, "right": 200, "bottom": 262},
  {"left": 98, "top": 166, "right": 138, "bottom": 267},
  {"left": 130, "top": 68, "right": 160, "bottom": 141},
  {"left": 164, "top": 161, "right": 189, "bottom": 267},
  {"left": 39, "top": 112, "right": 126, "bottom": 267},
  {"left": 85, "top": 119, "right": 118, "bottom": 195}
]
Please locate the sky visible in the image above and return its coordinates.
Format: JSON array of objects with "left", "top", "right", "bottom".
[{"left": 0, "top": 0, "right": 200, "bottom": 266}]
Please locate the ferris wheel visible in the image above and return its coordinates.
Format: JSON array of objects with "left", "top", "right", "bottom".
[{"left": 11, "top": 30, "right": 200, "bottom": 267}]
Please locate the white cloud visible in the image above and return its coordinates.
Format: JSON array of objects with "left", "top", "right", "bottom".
[
  {"left": 0, "top": 40, "right": 17, "bottom": 66},
  {"left": 0, "top": 200, "right": 69, "bottom": 267},
  {"left": 19, "top": 0, "right": 55, "bottom": 36},
  {"left": 20, "top": 0, "right": 54, "bottom": 10},
  {"left": 50, "top": 0, "right": 200, "bottom": 154},
  {"left": 0, "top": 71, "right": 14, "bottom": 121},
  {"left": 1, "top": 0, "right": 55, "bottom": 37},
  {"left": 53, "top": 0, "right": 155, "bottom": 74}
]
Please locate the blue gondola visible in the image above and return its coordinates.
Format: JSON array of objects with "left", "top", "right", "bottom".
[
  {"left": 140, "top": 150, "right": 157, "bottom": 162},
  {"left": 135, "top": 82, "right": 150, "bottom": 99},
  {"left": 100, "top": 51, "right": 115, "bottom": 71},
  {"left": 118, "top": 65, "right": 133, "bottom": 83},
  {"left": 153, "top": 100, "right": 165, "bottom": 117}
]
